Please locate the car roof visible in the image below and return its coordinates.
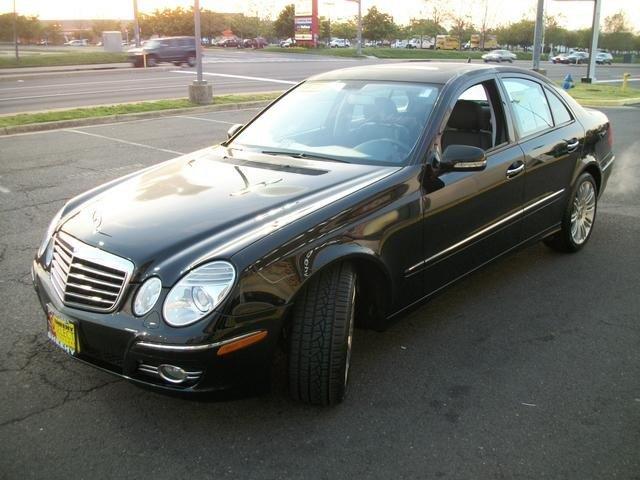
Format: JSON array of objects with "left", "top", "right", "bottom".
[{"left": 308, "top": 62, "right": 548, "bottom": 85}]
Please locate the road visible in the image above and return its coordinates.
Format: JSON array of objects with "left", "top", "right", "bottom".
[
  {"left": 0, "top": 104, "right": 638, "bottom": 479},
  {"left": 0, "top": 48, "right": 638, "bottom": 114}
]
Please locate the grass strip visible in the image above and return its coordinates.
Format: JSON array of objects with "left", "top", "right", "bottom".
[
  {"left": 565, "top": 82, "right": 640, "bottom": 102},
  {"left": 0, "top": 93, "right": 280, "bottom": 128}
]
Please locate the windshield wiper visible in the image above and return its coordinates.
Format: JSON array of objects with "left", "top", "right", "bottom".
[{"left": 261, "top": 150, "right": 349, "bottom": 163}]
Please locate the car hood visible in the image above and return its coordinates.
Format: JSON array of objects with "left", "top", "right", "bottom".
[{"left": 60, "top": 146, "right": 398, "bottom": 282}]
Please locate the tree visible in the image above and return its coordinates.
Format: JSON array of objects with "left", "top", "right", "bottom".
[
  {"left": 274, "top": 4, "right": 295, "bottom": 39},
  {"left": 448, "top": 13, "right": 475, "bottom": 46},
  {"left": 332, "top": 20, "right": 357, "bottom": 40},
  {"left": 603, "top": 11, "right": 630, "bottom": 34},
  {"left": 319, "top": 17, "right": 331, "bottom": 42},
  {"left": 495, "top": 19, "right": 535, "bottom": 48},
  {"left": 91, "top": 20, "right": 122, "bottom": 42},
  {"left": 232, "top": 14, "right": 260, "bottom": 39},
  {"left": 601, "top": 31, "right": 635, "bottom": 52},
  {"left": 362, "top": 6, "right": 396, "bottom": 41},
  {"left": 408, "top": 18, "right": 445, "bottom": 40}
]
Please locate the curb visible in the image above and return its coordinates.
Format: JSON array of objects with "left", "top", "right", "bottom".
[
  {"left": 0, "top": 100, "right": 272, "bottom": 136},
  {"left": 576, "top": 97, "right": 640, "bottom": 107}
]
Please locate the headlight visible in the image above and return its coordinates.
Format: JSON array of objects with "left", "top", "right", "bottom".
[
  {"left": 37, "top": 206, "right": 65, "bottom": 258},
  {"left": 163, "top": 261, "right": 236, "bottom": 327},
  {"left": 133, "top": 277, "right": 162, "bottom": 316}
]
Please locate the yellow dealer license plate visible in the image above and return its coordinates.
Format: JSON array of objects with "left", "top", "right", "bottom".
[{"left": 47, "top": 306, "right": 79, "bottom": 356}]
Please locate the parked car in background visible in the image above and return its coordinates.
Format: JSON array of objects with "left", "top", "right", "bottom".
[
  {"left": 595, "top": 51, "right": 613, "bottom": 65},
  {"left": 566, "top": 51, "right": 589, "bottom": 64},
  {"left": 329, "top": 38, "right": 351, "bottom": 48},
  {"left": 65, "top": 39, "right": 88, "bottom": 47},
  {"left": 391, "top": 40, "right": 408, "bottom": 49},
  {"left": 128, "top": 36, "right": 197, "bottom": 67},
  {"left": 482, "top": 49, "right": 517, "bottom": 63},
  {"left": 35, "top": 63, "right": 614, "bottom": 406},
  {"left": 238, "top": 38, "right": 267, "bottom": 49},
  {"left": 217, "top": 38, "right": 239, "bottom": 48},
  {"left": 280, "top": 38, "right": 296, "bottom": 48},
  {"left": 551, "top": 53, "right": 570, "bottom": 64}
]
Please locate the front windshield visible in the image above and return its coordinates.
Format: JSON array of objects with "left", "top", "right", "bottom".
[{"left": 229, "top": 80, "right": 440, "bottom": 166}]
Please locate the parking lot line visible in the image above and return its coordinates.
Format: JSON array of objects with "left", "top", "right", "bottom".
[
  {"left": 0, "top": 76, "right": 183, "bottom": 92},
  {"left": 171, "top": 70, "right": 298, "bottom": 85},
  {"left": 176, "top": 115, "right": 236, "bottom": 125},
  {"left": 65, "top": 128, "right": 184, "bottom": 155},
  {"left": 596, "top": 77, "right": 640, "bottom": 84}
]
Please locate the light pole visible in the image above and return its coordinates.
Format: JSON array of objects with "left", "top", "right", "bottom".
[
  {"left": 346, "top": 0, "right": 362, "bottom": 55},
  {"left": 133, "top": 0, "right": 141, "bottom": 47},
  {"left": 13, "top": 0, "right": 19, "bottom": 62},
  {"left": 188, "top": 0, "right": 212, "bottom": 104},
  {"left": 532, "top": 0, "right": 544, "bottom": 72},
  {"left": 583, "top": 0, "right": 601, "bottom": 83}
]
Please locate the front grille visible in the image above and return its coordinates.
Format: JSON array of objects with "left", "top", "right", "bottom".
[{"left": 49, "top": 231, "right": 134, "bottom": 313}]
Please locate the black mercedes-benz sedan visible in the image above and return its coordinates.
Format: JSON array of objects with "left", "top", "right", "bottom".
[{"left": 33, "top": 63, "right": 615, "bottom": 405}]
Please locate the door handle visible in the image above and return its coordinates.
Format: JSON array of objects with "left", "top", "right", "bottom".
[
  {"left": 506, "top": 161, "right": 525, "bottom": 178},
  {"left": 566, "top": 138, "right": 580, "bottom": 151}
]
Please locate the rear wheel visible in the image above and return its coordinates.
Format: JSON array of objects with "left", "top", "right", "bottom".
[
  {"left": 288, "top": 263, "right": 357, "bottom": 406},
  {"left": 146, "top": 55, "right": 157, "bottom": 67},
  {"left": 544, "top": 172, "right": 597, "bottom": 252}
]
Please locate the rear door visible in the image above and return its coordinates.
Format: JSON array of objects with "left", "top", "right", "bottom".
[{"left": 499, "top": 76, "right": 584, "bottom": 239}]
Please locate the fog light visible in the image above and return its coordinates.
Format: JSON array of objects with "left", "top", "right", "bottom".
[{"left": 158, "top": 364, "right": 188, "bottom": 384}]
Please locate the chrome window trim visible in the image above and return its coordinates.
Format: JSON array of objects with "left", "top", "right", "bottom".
[{"left": 405, "top": 189, "right": 565, "bottom": 275}]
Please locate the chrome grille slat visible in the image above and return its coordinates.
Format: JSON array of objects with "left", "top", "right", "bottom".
[
  {"left": 65, "top": 291, "right": 116, "bottom": 305},
  {"left": 66, "top": 272, "right": 122, "bottom": 290},
  {"left": 69, "top": 262, "right": 126, "bottom": 281},
  {"left": 65, "top": 281, "right": 119, "bottom": 298},
  {"left": 49, "top": 231, "right": 134, "bottom": 313}
]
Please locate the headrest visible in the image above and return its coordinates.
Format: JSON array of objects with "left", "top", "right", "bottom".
[
  {"left": 447, "top": 100, "right": 483, "bottom": 131},
  {"left": 374, "top": 97, "right": 398, "bottom": 117}
]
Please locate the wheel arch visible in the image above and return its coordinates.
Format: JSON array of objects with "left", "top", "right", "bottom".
[{"left": 295, "top": 244, "right": 394, "bottom": 330}]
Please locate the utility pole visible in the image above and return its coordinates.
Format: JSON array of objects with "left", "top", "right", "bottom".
[
  {"left": 582, "top": 0, "right": 601, "bottom": 83},
  {"left": 532, "top": 0, "right": 544, "bottom": 72},
  {"left": 13, "top": 0, "right": 19, "bottom": 62},
  {"left": 194, "top": 0, "right": 203, "bottom": 83},
  {"left": 188, "top": 0, "right": 212, "bottom": 104},
  {"left": 357, "top": 0, "right": 362, "bottom": 56},
  {"left": 133, "top": 0, "right": 141, "bottom": 47}
]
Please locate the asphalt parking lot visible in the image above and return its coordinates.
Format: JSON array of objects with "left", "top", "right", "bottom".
[{"left": 0, "top": 105, "right": 639, "bottom": 479}]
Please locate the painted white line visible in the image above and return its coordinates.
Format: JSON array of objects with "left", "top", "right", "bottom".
[
  {"left": 0, "top": 84, "right": 187, "bottom": 102},
  {"left": 0, "top": 185, "right": 9, "bottom": 193},
  {"left": 176, "top": 115, "right": 235, "bottom": 125},
  {"left": 595, "top": 77, "right": 640, "bottom": 84},
  {"left": 65, "top": 129, "right": 184, "bottom": 155},
  {"left": 171, "top": 70, "right": 297, "bottom": 85},
  {"left": 0, "top": 76, "right": 186, "bottom": 92}
]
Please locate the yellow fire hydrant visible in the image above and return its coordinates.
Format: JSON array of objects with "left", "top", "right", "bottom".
[{"left": 622, "top": 72, "right": 630, "bottom": 91}]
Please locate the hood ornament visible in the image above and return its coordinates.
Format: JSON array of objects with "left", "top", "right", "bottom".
[{"left": 91, "top": 210, "right": 103, "bottom": 234}]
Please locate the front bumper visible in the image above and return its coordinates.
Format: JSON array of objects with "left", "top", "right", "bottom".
[{"left": 33, "top": 260, "right": 287, "bottom": 393}]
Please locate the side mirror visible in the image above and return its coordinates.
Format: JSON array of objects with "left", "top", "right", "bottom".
[
  {"left": 441, "top": 145, "right": 487, "bottom": 171},
  {"left": 227, "top": 123, "right": 244, "bottom": 139}
]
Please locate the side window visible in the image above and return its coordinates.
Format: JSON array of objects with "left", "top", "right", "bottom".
[
  {"left": 503, "top": 78, "right": 553, "bottom": 137},
  {"left": 545, "top": 88, "right": 573, "bottom": 125}
]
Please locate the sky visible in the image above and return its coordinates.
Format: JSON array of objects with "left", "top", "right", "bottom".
[{"left": 2, "top": 0, "right": 639, "bottom": 31}]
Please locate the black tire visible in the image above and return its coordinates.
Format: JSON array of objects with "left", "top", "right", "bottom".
[
  {"left": 288, "top": 262, "right": 357, "bottom": 406},
  {"left": 544, "top": 172, "right": 597, "bottom": 253},
  {"left": 146, "top": 55, "right": 157, "bottom": 67},
  {"left": 186, "top": 55, "right": 196, "bottom": 67}
]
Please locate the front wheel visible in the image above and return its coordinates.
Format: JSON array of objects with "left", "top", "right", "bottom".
[
  {"left": 288, "top": 263, "right": 356, "bottom": 406},
  {"left": 544, "top": 172, "right": 597, "bottom": 252},
  {"left": 186, "top": 55, "right": 196, "bottom": 67}
]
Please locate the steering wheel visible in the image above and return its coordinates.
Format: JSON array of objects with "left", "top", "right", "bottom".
[
  {"left": 353, "top": 138, "right": 409, "bottom": 160},
  {"left": 354, "top": 121, "right": 412, "bottom": 143}
]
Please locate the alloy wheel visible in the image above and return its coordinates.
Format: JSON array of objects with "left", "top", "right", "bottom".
[{"left": 570, "top": 180, "right": 596, "bottom": 245}]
